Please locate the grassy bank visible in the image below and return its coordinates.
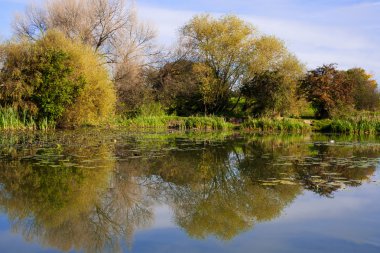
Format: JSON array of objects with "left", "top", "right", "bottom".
[
  {"left": 0, "top": 108, "right": 55, "bottom": 131},
  {"left": 242, "top": 118, "right": 311, "bottom": 133},
  {"left": 317, "top": 117, "right": 380, "bottom": 135},
  {"left": 241, "top": 115, "right": 380, "bottom": 135},
  {"left": 117, "top": 115, "right": 234, "bottom": 131},
  {"left": 3, "top": 105, "right": 380, "bottom": 135},
  {"left": 0, "top": 108, "right": 35, "bottom": 131}
]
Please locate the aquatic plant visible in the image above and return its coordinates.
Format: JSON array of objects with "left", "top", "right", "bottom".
[
  {"left": 118, "top": 115, "right": 233, "bottom": 131},
  {"left": 242, "top": 118, "right": 311, "bottom": 133},
  {"left": 321, "top": 114, "right": 380, "bottom": 134}
]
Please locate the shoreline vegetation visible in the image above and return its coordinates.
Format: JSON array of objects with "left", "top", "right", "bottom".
[
  {"left": 3, "top": 106, "right": 380, "bottom": 135},
  {"left": 1, "top": 1, "right": 379, "bottom": 135}
]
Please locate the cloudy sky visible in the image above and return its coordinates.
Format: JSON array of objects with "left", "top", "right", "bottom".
[{"left": 1, "top": 0, "right": 379, "bottom": 81}]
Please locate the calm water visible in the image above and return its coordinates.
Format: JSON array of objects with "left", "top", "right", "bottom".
[{"left": 0, "top": 130, "right": 379, "bottom": 253}]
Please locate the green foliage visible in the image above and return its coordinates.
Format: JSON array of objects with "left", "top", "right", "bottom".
[
  {"left": 242, "top": 117, "right": 311, "bottom": 133},
  {"left": 150, "top": 60, "right": 208, "bottom": 116},
  {"left": 328, "top": 118, "right": 380, "bottom": 135},
  {"left": 310, "top": 111, "right": 380, "bottom": 134},
  {"left": 311, "top": 119, "right": 333, "bottom": 132},
  {"left": 0, "top": 34, "right": 84, "bottom": 123},
  {"left": 139, "top": 102, "right": 166, "bottom": 117},
  {"left": 1, "top": 13, "right": 378, "bottom": 131},
  {"left": 179, "top": 15, "right": 304, "bottom": 116},
  {"left": 180, "top": 15, "right": 257, "bottom": 113},
  {"left": 118, "top": 115, "right": 233, "bottom": 131},
  {"left": 184, "top": 116, "right": 233, "bottom": 130},
  {"left": 0, "top": 30, "right": 115, "bottom": 128},
  {"left": 0, "top": 107, "right": 56, "bottom": 131},
  {"left": 0, "top": 108, "right": 34, "bottom": 130},
  {"left": 31, "top": 49, "right": 85, "bottom": 122},
  {"left": 242, "top": 71, "right": 291, "bottom": 116}
]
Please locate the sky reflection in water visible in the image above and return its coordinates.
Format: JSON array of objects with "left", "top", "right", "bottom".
[{"left": 0, "top": 130, "right": 379, "bottom": 253}]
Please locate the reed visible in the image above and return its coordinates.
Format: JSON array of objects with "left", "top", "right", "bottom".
[
  {"left": 242, "top": 117, "right": 311, "bottom": 133},
  {"left": 118, "top": 115, "right": 233, "bottom": 131},
  {"left": 328, "top": 118, "right": 380, "bottom": 134},
  {"left": 0, "top": 107, "right": 56, "bottom": 131}
]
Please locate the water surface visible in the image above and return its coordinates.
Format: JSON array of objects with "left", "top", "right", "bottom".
[{"left": 0, "top": 130, "right": 379, "bottom": 253}]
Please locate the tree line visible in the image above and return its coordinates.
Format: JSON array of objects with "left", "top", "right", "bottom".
[{"left": 0, "top": 0, "right": 378, "bottom": 128}]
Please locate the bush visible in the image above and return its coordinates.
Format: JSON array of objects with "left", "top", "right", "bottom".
[
  {"left": 139, "top": 103, "right": 166, "bottom": 117},
  {"left": 0, "top": 30, "right": 116, "bottom": 128},
  {"left": 242, "top": 117, "right": 311, "bottom": 133},
  {"left": 329, "top": 118, "right": 380, "bottom": 135}
]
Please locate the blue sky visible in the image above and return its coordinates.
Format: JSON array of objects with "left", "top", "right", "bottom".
[{"left": 1, "top": 0, "right": 380, "bottom": 81}]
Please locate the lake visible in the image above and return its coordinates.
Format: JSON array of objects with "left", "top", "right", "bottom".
[{"left": 0, "top": 130, "right": 379, "bottom": 253}]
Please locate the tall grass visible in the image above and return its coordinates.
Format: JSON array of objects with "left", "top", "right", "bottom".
[
  {"left": 327, "top": 118, "right": 380, "bottom": 135},
  {"left": 118, "top": 115, "right": 233, "bottom": 131},
  {"left": 0, "top": 108, "right": 35, "bottom": 130},
  {"left": 242, "top": 117, "right": 311, "bottom": 133},
  {"left": 0, "top": 107, "right": 54, "bottom": 131},
  {"left": 310, "top": 111, "right": 380, "bottom": 134}
]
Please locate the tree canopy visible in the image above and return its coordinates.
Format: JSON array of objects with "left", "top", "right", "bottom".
[
  {"left": 0, "top": 6, "right": 378, "bottom": 126},
  {"left": 299, "top": 64, "right": 379, "bottom": 118},
  {"left": 0, "top": 30, "right": 116, "bottom": 127},
  {"left": 153, "top": 14, "right": 304, "bottom": 116}
]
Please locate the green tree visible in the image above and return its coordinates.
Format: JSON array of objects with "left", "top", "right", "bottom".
[
  {"left": 242, "top": 71, "right": 286, "bottom": 116},
  {"left": 179, "top": 14, "right": 257, "bottom": 113},
  {"left": 192, "top": 63, "right": 220, "bottom": 115},
  {"left": 149, "top": 60, "right": 204, "bottom": 116},
  {"left": 179, "top": 15, "right": 304, "bottom": 116},
  {"left": 0, "top": 30, "right": 116, "bottom": 127},
  {"left": 242, "top": 36, "right": 305, "bottom": 117}
]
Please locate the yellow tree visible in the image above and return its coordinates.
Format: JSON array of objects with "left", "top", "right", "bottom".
[
  {"left": 180, "top": 14, "right": 256, "bottom": 113},
  {"left": 193, "top": 63, "right": 219, "bottom": 115},
  {"left": 179, "top": 14, "right": 304, "bottom": 115},
  {"left": 346, "top": 68, "right": 380, "bottom": 111}
]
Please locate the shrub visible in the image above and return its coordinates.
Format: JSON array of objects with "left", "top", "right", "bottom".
[
  {"left": 242, "top": 117, "right": 311, "bottom": 133},
  {"left": 0, "top": 30, "right": 116, "bottom": 128},
  {"left": 139, "top": 103, "right": 166, "bottom": 117}
]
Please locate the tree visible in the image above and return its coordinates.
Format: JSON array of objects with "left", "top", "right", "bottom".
[
  {"left": 179, "top": 14, "right": 257, "bottom": 113},
  {"left": 192, "top": 63, "right": 219, "bottom": 115},
  {"left": 242, "top": 71, "right": 287, "bottom": 116},
  {"left": 13, "top": 0, "right": 156, "bottom": 61},
  {"left": 299, "top": 64, "right": 354, "bottom": 119},
  {"left": 0, "top": 30, "right": 116, "bottom": 127},
  {"left": 178, "top": 15, "right": 304, "bottom": 115},
  {"left": 0, "top": 40, "right": 85, "bottom": 122},
  {"left": 346, "top": 68, "right": 380, "bottom": 111},
  {"left": 149, "top": 60, "right": 204, "bottom": 116},
  {"left": 13, "top": 0, "right": 158, "bottom": 114},
  {"left": 241, "top": 38, "right": 305, "bottom": 117}
]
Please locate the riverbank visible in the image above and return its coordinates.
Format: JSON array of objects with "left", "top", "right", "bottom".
[
  {"left": 2, "top": 107, "right": 380, "bottom": 135},
  {"left": 116, "top": 115, "right": 234, "bottom": 131},
  {"left": 116, "top": 116, "right": 380, "bottom": 135}
]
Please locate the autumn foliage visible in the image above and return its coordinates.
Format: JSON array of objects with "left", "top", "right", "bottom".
[{"left": 299, "top": 64, "right": 379, "bottom": 119}]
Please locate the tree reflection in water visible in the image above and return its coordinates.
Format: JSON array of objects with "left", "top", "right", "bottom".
[{"left": 0, "top": 131, "right": 378, "bottom": 252}]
